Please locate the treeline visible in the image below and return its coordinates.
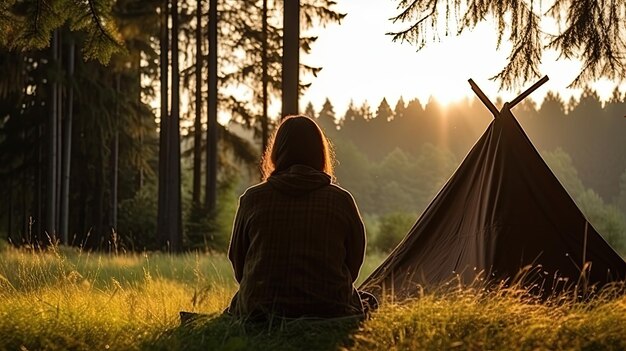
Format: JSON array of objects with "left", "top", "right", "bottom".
[
  {"left": 0, "top": 0, "right": 344, "bottom": 251},
  {"left": 303, "top": 90, "right": 626, "bottom": 253}
]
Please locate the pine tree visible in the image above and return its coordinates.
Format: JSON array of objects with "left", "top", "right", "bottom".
[
  {"left": 375, "top": 98, "right": 393, "bottom": 122},
  {"left": 394, "top": 97, "right": 407, "bottom": 120},
  {"left": 281, "top": 0, "right": 300, "bottom": 117},
  {"left": 304, "top": 102, "right": 317, "bottom": 119},
  {"left": 317, "top": 98, "right": 337, "bottom": 135}
]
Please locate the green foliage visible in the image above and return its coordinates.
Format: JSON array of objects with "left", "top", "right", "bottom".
[
  {"left": 372, "top": 212, "right": 415, "bottom": 253},
  {"left": 2, "top": 0, "right": 124, "bottom": 64},
  {"left": 185, "top": 177, "right": 239, "bottom": 252},
  {"left": 544, "top": 149, "right": 626, "bottom": 255},
  {"left": 117, "top": 181, "right": 158, "bottom": 251},
  {"left": 543, "top": 148, "right": 586, "bottom": 198},
  {"left": 336, "top": 139, "right": 457, "bottom": 216},
  {"left": 617, "top": 169, "right": 626, "bottom": 215},
  {"left": 577, "top": 190, "right": 626, "bottom": 255}
]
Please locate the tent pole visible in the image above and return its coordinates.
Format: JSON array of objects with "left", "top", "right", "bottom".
[
  {"left": 509, "top": 76, "right": 549, "bottom": 108},
  {"left": 468, "top": 79, "right": 499, "bottom": 118}
]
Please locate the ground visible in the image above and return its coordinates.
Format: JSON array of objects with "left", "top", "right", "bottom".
[{"left": 1, "top": 246, "right": 625, "bottom": 350}]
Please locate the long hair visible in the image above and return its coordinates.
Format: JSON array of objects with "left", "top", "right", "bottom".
[{"left": 260, "top": 115, "right": 335, "bottom": 181}]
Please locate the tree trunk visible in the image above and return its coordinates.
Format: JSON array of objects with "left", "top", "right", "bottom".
[
  {"left": 261, "top": 0, "right": 269, "bottom": 152},
  {"left": 193, "top": 0, "right": 203, "bottom": 208},
  {"left": 21, "top": 164, "right": 27, "bottom": 243},
  {"left": 281, "top": 0, "right": 299, "bottom": 118},
  {"left": 46, "top": 29, "right": 59, "bottom": 241},
  {"left": 7, "top": 176, "right": 12, "bottom": 243},
  {"left": 35, "top": 123, "right": 42, "bottom": 244},
  {"left": 94, "top": 132, "right": 106, "bottom": 249},
  {"left": 60, "top": 38, "right": 75, "bottom": 245},
  {"left": 205, "top": 0, "right": 218, "bottom": 214},
  {"left": 136, "top": 52, "right": 144, "bottom": 191},
  {"left": 157, "top": 0, "right": 170, "bottom": 250},
  {"left": 56, "top": 32, "right": 63, "bottom": 243},
  {"left": 169, "top": 0, "right": 183, "bottom": 252},
  {"left": 109, "top": 74, "right": 120, "bottom": 232}
]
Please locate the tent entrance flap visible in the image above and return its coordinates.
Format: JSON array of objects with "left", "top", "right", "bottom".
[{"left": 469, "top": 76, "right": 550, "bottom": 118}]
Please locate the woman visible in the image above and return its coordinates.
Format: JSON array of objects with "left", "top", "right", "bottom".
[{"left": 228, "top": 115, "right": 375, "bottom": 319}]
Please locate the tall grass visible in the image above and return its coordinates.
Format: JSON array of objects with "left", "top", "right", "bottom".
[
  {"left": 1, "top": 243, "right": 625, "bottom": 350},
  {"left": 0, "top": 245, "right": 235, "bottom": 350}
]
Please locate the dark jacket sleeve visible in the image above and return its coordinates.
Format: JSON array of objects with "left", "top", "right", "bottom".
[
  {"left": 228, "top": 194, "right": 249, "bottom": 283},
  {"left": 344, "top": 194, "right": 366, "bottom": 282}
]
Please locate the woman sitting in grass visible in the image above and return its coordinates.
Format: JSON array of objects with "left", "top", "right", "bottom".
[{"left": 227, "top": 115, "right": 376, "bottom": 320}]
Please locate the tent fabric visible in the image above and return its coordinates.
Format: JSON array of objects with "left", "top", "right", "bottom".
[{"left": 360, "top": 103, "right": 626, "bottom": 301}]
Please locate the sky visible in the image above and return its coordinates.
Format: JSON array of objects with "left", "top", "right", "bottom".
[{"left": 300, "top": 0, "right": 625, "bottom": 115}]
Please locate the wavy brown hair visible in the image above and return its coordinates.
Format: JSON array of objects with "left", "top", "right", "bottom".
[{"left": 260, "top": 115, "right": 335, "bottom": 181}]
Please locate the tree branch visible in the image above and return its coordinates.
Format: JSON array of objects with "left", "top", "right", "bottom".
[{"left": 87, "top": 0, "right": 120, "bottom": 45}]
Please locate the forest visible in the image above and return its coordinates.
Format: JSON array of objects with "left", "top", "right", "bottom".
[
  {"left": 0, "top": 0, "right": 345, "bottom": 251},
  {"left": 3, "top": 75, "right": 626, "bottom": 255},
  {"left": 0, "top": 0, "right": 625, "bottom": 256}
]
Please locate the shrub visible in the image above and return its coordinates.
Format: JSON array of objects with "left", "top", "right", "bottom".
[
  {"left": 185, "top": 176, "right": 240, "bottom": 252},
  {"left": 372, "top": 212, "right": 415, "bottom": 253},
  {"left": 117, "top": 181, "right": 158, "bottom": 251}
]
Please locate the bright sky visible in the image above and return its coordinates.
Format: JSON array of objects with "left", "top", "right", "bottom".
[{"left": 300, "top": 0, "right": 625, "bottom": 115}]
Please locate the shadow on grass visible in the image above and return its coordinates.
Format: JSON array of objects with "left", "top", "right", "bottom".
[{"left": 145, "top": 313, "right": 363, "bottom": 351}]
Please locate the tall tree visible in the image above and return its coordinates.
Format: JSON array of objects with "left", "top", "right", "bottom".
[
  {"left": 157, "top": 0, "right": 170, "bottom": 250},
  {"left": 261, "top": 0, "right": 270, "bottom": 151},
  {"left": 394, "top": 97, "right": 406, "bottom": 120},
  {"left": 304, "top": 101, "right": 316, "bottom": 118},
  {"left": 317, "top": 98, "right": 336, "bottom": 134},
  {"left": 169, "top": 0, "right": 183, "bottom": 251},
  {"left": 281, "top": 0, "right": 300, "bottom": 117},
  {"left": 46, "top": 30, "right": 59, "bottom": 240},
  {"left": 193, "top": 0, "right": 203, "bottom": 208},
  {"left": 375, "top": 98, "right": 393, "bottom": 122},
  {"left": 205, "top": 0, "right": 218, "bottom": 214},
  {"left": 60, "top": 37, "right": 75, "bottom": 244},
  {"left": 109, "top": 74, "right": 120, "bottom": 234}
]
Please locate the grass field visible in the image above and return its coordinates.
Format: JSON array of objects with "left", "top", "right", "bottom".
[{"left": 1, "top": 244, "right": 626, "bottom": 351}]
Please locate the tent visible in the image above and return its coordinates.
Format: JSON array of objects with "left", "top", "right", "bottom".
[{"left": 360, "top": 77, "right": 626, "bottom": 300}]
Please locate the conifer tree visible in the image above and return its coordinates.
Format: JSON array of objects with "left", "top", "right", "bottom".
[{"left": 317, "top": 98, "right": 337, "bottom": 133}]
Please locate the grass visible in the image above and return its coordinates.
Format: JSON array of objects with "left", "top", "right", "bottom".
[{"left": 1, "top": 244, "right": 625, "bottom": 351}]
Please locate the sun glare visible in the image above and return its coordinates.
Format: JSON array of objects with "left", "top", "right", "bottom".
[
  {"left": 301, "top": 1, "right": 516, "bottom": 115},
  {"left": 302, "top": 0, "right": 626, "bottom": 118}
]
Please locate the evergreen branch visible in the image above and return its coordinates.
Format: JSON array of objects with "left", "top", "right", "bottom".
[
  {"left": 393, "top": 0, "right": 423, "bottom": 23},
  {"left": 388, "top": 0, "right": 438, "bottom": 42},
  {"left": 34, "top": 0, "right": 41, "bottom": 33},
  {"left": 87, "top": 0, "right": 121, "bottom": 46}
]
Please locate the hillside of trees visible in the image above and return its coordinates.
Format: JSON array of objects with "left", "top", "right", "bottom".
[{"left": 305, "top": 90, "right": 626, "bottom": 253}]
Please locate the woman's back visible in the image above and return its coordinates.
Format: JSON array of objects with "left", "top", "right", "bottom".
[{"left": 228, "top": 165, "right": 365, "bottom": 318}]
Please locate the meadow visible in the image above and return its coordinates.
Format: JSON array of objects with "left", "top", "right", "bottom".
[{"left": 1, "top": 243, "right": 626, "bottom": 351}]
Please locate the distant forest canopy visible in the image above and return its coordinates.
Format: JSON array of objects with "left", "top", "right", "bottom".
[
  {"left": 300, "top": 87, "right": 626, "bottom": 217},
  {"left": 298, "top": 88, "right": 626, "bottom": 254}
]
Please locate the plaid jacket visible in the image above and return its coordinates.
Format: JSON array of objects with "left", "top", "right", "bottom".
[{"left": 228, "top": 165, "right": 366, "bottom": 318}]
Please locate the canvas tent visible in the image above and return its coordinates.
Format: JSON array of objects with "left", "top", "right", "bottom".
[{"left": 360, "top": 77, "right": 626, "bottom": 301}]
